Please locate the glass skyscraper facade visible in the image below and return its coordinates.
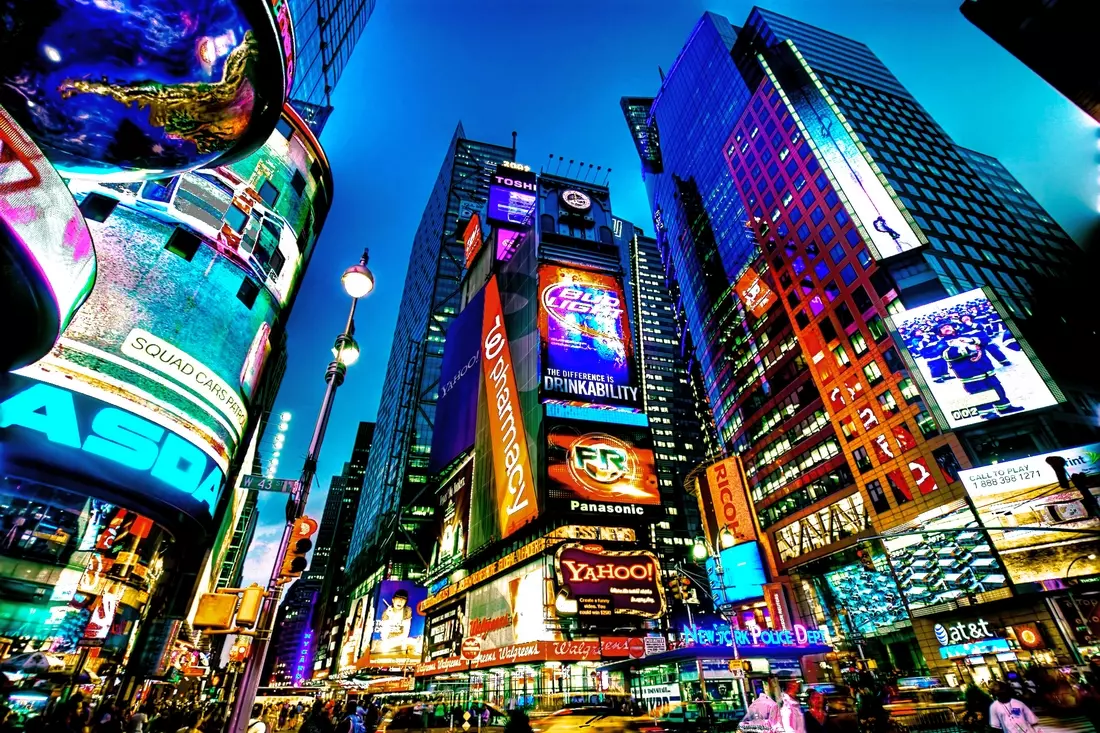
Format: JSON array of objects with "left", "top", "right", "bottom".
[
  {"left": 348, "top": 125, "right": 513, "bottom": 595},
  {"left": 625, "top": 221, "right": 716, "bottom": 561},
  {"left": 288, "top": 0, "right": 377, "bottom": 130},
  {"left": 628, "top": 7, "right": 1098, "bottom": 675}
]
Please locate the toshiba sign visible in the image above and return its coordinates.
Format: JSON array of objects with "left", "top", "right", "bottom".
[{"left": 700, "top": 456, "right": 755, "bottom": 550}]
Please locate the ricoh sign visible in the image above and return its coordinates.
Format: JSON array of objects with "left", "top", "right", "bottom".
[{"left": 700, "top": 456, "right": 755, "bottom": 550}]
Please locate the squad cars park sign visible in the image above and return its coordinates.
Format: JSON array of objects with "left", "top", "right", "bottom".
[{"left": 555, "top": 543, "right": 665, "bottom": 619}]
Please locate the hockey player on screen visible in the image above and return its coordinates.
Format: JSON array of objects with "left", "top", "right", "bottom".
[{"left": 936, "top": 320, "right": 1024, "bottom": 420}]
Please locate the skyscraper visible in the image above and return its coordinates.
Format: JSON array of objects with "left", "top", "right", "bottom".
[
  {"left": 624, "top": 220, "right": 717, "bottom": 561},
  {"left": 347, "top": 125, "right": 514, "bottom": 598},
  {"left": 627, "top": 7, "right": 1098, "bottom": 676},
  {"left": 263, "top": 578, "right": 320, "bottom": 687},
  {"left": 308, "top": 421, "right": 374, "bottom": 678},
  {"left": 961, "top": 0, "right": 1098, "bottom": 123},
  {"left": 288, "top": 0, "right": 378, "bottom": 130}
]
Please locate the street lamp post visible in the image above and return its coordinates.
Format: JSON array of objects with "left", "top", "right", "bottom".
[
  {"left": 1064, "top": 553, "right": 1097, "bottom": 665},
  {"left": 225, "top": 251, "right": 374, "bottom": 733}
]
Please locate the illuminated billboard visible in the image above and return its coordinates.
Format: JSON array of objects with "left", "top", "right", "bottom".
[
  {"left": 889, "top": 288, "right": 1061, "bottom": 428},
  {"left": 538, "top": 266, "right": 640, "bottom": 410},
  {"left": 429, "top": 288, "right": 484, "bottom": 474},
  {"left": 365, "top": 580, "right": 427, "bottom": 667},
  {"left": 734, "top": 267, "right": 776, "bottom": 318},
  {"left": 707, "top": 542, "right": 766, "bottom": 607},
  {"left": 698, "top": 456, "right": 755, "bottom": 552},
  {"left": 0, "top": 0, "right": 288, "bottom": 178},
  {"left": 0, "top": 376, "right": 225, "bottom": 529},
  {"left": 462, "top": 213, "right": 484, "bottom": 267},
  {"left": 487, "top": 166, "right": 537, "bottom": 229},
  {"left": 555, "top": 544, "right": 665, "bottom": 619},
  {"left": 817, "top": 561, "right": 908, "bottom": 637},
  {"left": 1, "top": 105, "right": 330, "bottom": 536},
  {"left": 424, "top": 601, "right": 466, "bottom": 661},
  {"left": 763, "top": 52, "right": 924, "bottom": 261},
  {"left": 482, "top": 277, "right": 538, "bottom": 539},
  {"left": 435, "top": 457, "right": 473, "bottom": 569},
  {"left": 466, "top": 560, "right": 558, "bottom": 650},
  {"left": 883, "top": 500, "right": 1008, "bottom": 609},
  {"left": 1, "top": 106, "right": 95, "bottom": 371},
  {"left": 545, "top": 419, "right": 659, "bottom": 514},
  {"left": 959, "top": 444, "right": 1100, "bottom": 587}
]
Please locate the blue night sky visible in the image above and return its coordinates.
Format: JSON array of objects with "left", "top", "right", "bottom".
[{"left": 241, "top": 0, "right": 1099, "bottom": 584}]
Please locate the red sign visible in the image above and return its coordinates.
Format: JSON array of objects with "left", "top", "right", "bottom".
[
  {"left": 734, "top": 267, "right": 776, "bottom": 318},
  {"left": 463, "top": 214, "right": 483, "bottom": 267},
  {"left": 461, "top": 638, "right": 481, "bottom": 660},
  {"left": 555, "top": 544, "right": 665, "bottom": 618},
  {"left": 702, "top": 456, "right": 755, "bottom": 550},
  {"left": 599, "top": 636, "right": 642, "bottom": 658},
  {"left": 415, "top": 640, "right": 601, "bottom": 677},
  {"left": 482, "top": 276, "right": 538, "bottom": 539}
]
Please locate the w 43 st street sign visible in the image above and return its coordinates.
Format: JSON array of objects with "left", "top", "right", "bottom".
[{"left": 240, "top": 475, "right": 300, "bottom": 494}]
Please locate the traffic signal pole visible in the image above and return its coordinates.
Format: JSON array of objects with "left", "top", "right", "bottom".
[{"left": 224, "top": 298, "right": 358, "bottom": 733}]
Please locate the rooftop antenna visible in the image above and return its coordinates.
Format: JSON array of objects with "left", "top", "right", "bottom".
[
  {"left": 586, "top": 163, "right": 594, "bottom": 182},
  {"left": 511, "top": 130, "right": 517, "bottom": 158},
  {"left": 545, "top": 152, "right": 553, "bottom": 175},
  {"left": 555, "top": 156, "right": 564, "bottom": 174},
  {"left": 603, "top": 167, "right": 612, "bottom": 185},
  {"left": 595, "top": 165, "right": 602, "bottom": 183},
  {"left": 577, "top": 162, "right": 584, "bottom": 181},
  {"left": 659, "top": 66, "right": 666, "bottom": 82},
  {"left": 566, "top": 159, "right": 575, "bottom": 177}
]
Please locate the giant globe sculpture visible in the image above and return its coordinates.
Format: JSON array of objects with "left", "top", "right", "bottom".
[{"left": 0, "top": 0, "right": 288, "bottom": 179}]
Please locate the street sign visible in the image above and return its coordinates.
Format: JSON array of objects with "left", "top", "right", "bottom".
[
  {"left": 240, "top": 475, "right": 300, "bottom": 493},
  {"left": 643, "top": 636, "right": 667, "bottom": 656},
  {"left": 463, "top": 711, "right": 471, "bottom": 731},
  {"left": 461, "top": 638, "right": 481, "bottom": 660},
  {"left": 628, "top": 638, "right": 645, "bottom": 659}
]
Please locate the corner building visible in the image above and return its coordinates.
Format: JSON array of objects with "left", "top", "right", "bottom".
[
  {"left": 0, "top": 104, "right": 333, "bottom": 699},
  {"left": 629, "top": 8, "right": 1100, "bottom": 683}
]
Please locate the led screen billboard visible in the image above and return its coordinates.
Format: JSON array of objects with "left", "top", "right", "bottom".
[
  {"left": 817, "top": 561, "right": 907, "bottom": 636},
  {"left": 538, "top": 266, "right": 640, "bottom": 410},
  {"left": 435, "top": 457, "right": 473, "bottom": 569},
  {"left": 555, "top": 544, "right": 665, "bottom": 619},
  {"left": 487, "top": 187, "right": 536, "bottom": 229},
  {"left": 959, "top": 443, "right": 1100, "bottom": 587},
  {"left": 482, "top": 277, "right": 538, "bottom": 539},
  {"left": 424, "top": 601, "right": 466, "bottom": 661},
  {"left": 883, "top": 500, "right": 1008, "bottom": 610},
  {"left": 366, "top": 580, "right": 427, "bottom": 667},
  {"left": 429, "top": 288, "right": 485, "bottom": 474},
  {"left": 707, "top": 542, "right": 766, "bottom": 607},
  {"left": 889, "top": 288, "right": 1061, "bottom": 429},
  {"left": 767, "top": 53, "right": 923, "bottom": 261},
  {"left": 466, "top": 560, "right": 558, "bottom": 650},
  {"left": 545, "top": 419, "right": 659, "bottom": 514},
  {"left": 1, "top": 106, "right": 95, "bottom": 371},
  {"left": 462, "top": 213, "right": 483, "bottom": 267},
  {"left": 734, "top": 267, "right": 776, "bottom": 318}
]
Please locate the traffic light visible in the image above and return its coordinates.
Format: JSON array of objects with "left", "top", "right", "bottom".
[
  {"left": 279, "top": 516, "right": 318, "bottom": 580},
  {"left": 229, "top": 637, "right": 252, "bottom": 663},
  {"left": 679, "top": 577, "right": 691, "bottom": 601},
  {"left": 235, "top": 584, "right": 265, "bottom": 629},
  {"left": 855, "top": 547, "right": 876, "bottom": 573}
]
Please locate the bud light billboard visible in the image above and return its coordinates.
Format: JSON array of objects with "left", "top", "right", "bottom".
[
  {"left": 888, "top": 288, "right": 1062, "bottom": 429},
  {"left": 545, "top": 418, "right": 659, "bottom": 516},
  {"left": 538, "top": 265, "right": 640, "bottom": 410},
  {"left": 429, "top": 288, "right": 485, "bottom": 474}
]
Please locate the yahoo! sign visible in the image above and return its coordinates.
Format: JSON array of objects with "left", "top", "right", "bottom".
[{"left": 555, "top": 543, "right": 665, "bottom": 619}]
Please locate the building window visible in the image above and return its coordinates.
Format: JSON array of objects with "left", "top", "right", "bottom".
[
  {"left": 898, "top": 377, "right": 920, "bottom": 402},
  {"left": 853, "top": 446, "right": 872, "bottom": 473},
  {"left": 867, "top": 315, "right": 887, "bottom": 342},
  {"left": 877, "top": 390, "right": 899, "bottom": 415},
  {"left": 850, "top": 331, "right": 868, "bottom": 356},
  {"left": 863, "top": 360, "right": 884, "bottom": 385},
  {"left": 832, "top": 344, "right": 850, "bottom": 367},
  {"left": 165, "top": 227, "right": 201, "bottom": 261},
  {"left": 865, "top": 479, "right": 890, "bottom": 513},
  {"left": 259, "top": 180, "right": 279, "bottom": 207}
]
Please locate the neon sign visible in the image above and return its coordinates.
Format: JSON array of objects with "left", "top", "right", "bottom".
[
  {"left": 681, "top": 623, "right": 828, "bottom": 649},
  {"left": 294, "top": 629, "right": 314, "bottom": 685},
  {"left": 934, "top": 619, "right": 993, "bottom": 646},
  {"left": 0, "top": 379, "right": 224, "bottom": 518}
]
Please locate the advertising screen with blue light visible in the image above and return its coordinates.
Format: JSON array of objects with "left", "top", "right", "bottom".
[{"left": 706, "top": 542, "right": 766, "bottom": 606}]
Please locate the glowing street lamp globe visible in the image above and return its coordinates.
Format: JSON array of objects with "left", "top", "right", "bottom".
[
  {"left": 333, "top": 334, "right": 360, "bottom": 366},
  {"left": 341, "top": 262, "right": 375, "bottom": 299}
]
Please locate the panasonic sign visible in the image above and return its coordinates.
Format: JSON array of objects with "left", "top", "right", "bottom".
[{"left": 0, "top": 380, "right": 224, "bottom": 519}]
